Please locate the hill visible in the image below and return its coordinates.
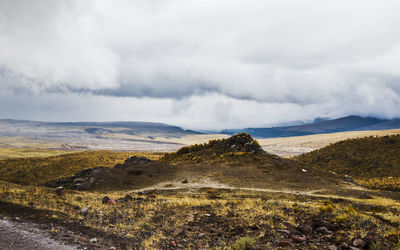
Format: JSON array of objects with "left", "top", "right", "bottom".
[
  {"left": 42, "top": 133, "right": 342, "bottom": 192},
  {"left": 295, "top": 134, "right": 400, "bottom": 191},
  {"left": 0, "top": 151, "right": 162, "bottom": 185},
  {"left": 222, "top": 115, "right": 400, "bottom": 138}
]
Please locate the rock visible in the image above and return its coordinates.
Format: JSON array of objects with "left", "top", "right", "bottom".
[
  {"left": 298, "top": 224, "right": 313, "bottom": 235},
  {"left": 90, "top": 238, "right": 97, "bottom": 243},
  {"left": 109, "top": 247, "right": 116, "bottom": 250},
  {"left": 74, "top": 181, "right": 91, "bottom": 191},
  {"left": 291, "top": 235, "right": 307, "bottom": 243},
  {"left": 363, "top": 232, "right": 382, "bottom": 245},
  {"left": 89, "top": 177, "right": 97, "bottom": 184},
  {"left": 278, "top": 240, "right": 291, "bottom": 247},
  {"left": 361, "top": 220, "right": 376, "bottom": 229},
  {"left": 114, "top": 156, "right": 152, "bottom": 169},
  {"left": 345, "top": 175, "right": 355, "bottom": 183},
  {"left": 116, "top": 198, "right": 126, "bottom": 203},
  {"left": 353, "top": 238, "right": 365, "bottom": 248},
  {"left": 198, "top": 233, "right": 206, "bottom": 238},
  {"left": 277, "top": 229, "right": 291, "bottom": 235},
  {"left": 80, "top": 207, "right": 89, "bottom": 216},
  {"left": 327, "top": 245, "right": 337, "bottom": 250},
  {"left": 316, "top": 226, "right": 330, "bottom": 234},
  {"left": 102, "top": 196, "right": 110, "bottom": 204},
  {"left": 124, "top": 194, "right": 133, "bottom": 201},
  {"left": 54, "top": 186, "right": 64, "bottom": 196},
  {"left": 182, "top": 179, "right": 189, "bottom": 184},
  {"left": 302, "top": 169, "right": 308, "bottom": 173}
]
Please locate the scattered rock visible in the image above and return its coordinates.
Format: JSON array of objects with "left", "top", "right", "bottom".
[
  {"left": 301, "top": 169, "right": 308, "bottom": 173},
  {"left": 363, "top": 231, "right": 382, "bottom": 245},
  {"left": 316, "top": 226, "right": 331, "bottom": 235},
  {"left": 116, "top": 198, "right": 125, "bottom": 203},
  {"left": 327, "top": 245, "right": 337, "bottom": 250},
  {"left": 109, "top": 247, "right": 116, "bottom": 250},
  {"left": 80, "top": 207, "right": 89, "bottom": 216},
  {"left": 277, "top": 229, "right": 291, "bottom": 235},
  {"left": 102, "top": 196, "right": 110, "bottom": 204},
  {"left": 291, "top": 235, "right": 307, "bottom": 243},
  {"left": 345, "top": 175, "right": 355, "bottom": 183},
  {"left": 278, "top": 240, "right": 291, "bottom": 247},
  {"left": 90, "top": 238, "right": 97, "bottom": 243},
  {"left": 107, "top": 199, "right": 116, "bottom": 205},
  {"left": 198, "top": 233, "right": 206, "bottom": 238},
  {"left": 54, "top": 186, "right": 64, "bottom": 196},
  {"left": 89, "top": 177, "right": 97, "bottom": 184},
  {"left": 361, "top": 220, "right": 376, "bottom": 229},
  {"left": 124, "top": 194, "right": 133, "bottom": 201},
  {"left": 297, "top": 224, "right": 313, "bottom": 235},
  {"left": 353, "top": 238, "right": 365, "bottom": 248}
]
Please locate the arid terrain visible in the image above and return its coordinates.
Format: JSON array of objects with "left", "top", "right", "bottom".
[{"left": 0, "top": 132, "right": 399, "bottom": 249}]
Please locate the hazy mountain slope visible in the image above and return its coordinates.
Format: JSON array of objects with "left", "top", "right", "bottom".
[
  {"left": 222, "top": 115, "right": 400, "bottom": 138},
  {"left": 0, "top": 119, "right": 199, "bottom": 137}
]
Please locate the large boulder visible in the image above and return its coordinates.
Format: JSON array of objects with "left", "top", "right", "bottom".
[{"left": 114, "top": 156, "right": 152, "bottom": 169}]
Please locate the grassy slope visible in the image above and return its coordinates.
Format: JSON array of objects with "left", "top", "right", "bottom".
[
  {"left": 295, "top": 135, "right": 400, "bottom": 191},
  {"left": 0, "top": 151, "right": 163, "bottom": 185}
]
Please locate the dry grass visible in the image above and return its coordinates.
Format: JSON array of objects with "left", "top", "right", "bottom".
[
  {"left": 295, "top": 134, "right": 400, "bottom": 191},
  {"left": 0, "top": 151, "right": 163, "bottom": 185},
  {"left": 0, "top": 148, "right": 76, "bottom": 159},
  {"left": 259, "top": 129, "right": 400, "bottom": 157},
  {"left": 0, "top": 181, "right": 399, "bottom": 248}
]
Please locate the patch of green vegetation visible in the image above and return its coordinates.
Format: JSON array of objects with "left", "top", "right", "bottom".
[
  {"left": 233, "top": 237, "right": 256, "bottom": 250},
  {"left": 0, "top": 151, "right": 163, "bottom": 185},
  {"left": 295, "top": 135, "right": 400, "bottom": 191}
]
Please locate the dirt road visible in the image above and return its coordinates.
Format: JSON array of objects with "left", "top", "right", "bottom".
[{"left": 0, "top": 218, "right": 77, "bottom": 250}]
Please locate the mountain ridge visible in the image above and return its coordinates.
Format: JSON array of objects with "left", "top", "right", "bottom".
[{"left": 221, "top": 115, "right": 400, "bottom": 138}]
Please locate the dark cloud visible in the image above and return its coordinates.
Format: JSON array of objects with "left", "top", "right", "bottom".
[{"left": 1, "top": 0, "right": 400, "bottom": 129}]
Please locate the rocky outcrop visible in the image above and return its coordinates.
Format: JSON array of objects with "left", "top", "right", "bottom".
[
  {"left": 172, "top": 133, "right": 265, "bottom": 157},
  {"left": 114, "top": 156, "right": 152, "bottom": 169},
  {"left": 44, "top": 167, "right": 110, "bottom": 190}
]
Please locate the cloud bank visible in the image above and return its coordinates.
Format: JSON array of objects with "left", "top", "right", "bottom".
[{"left": 1, "top": 0, "right": 400, "bottom": 129}]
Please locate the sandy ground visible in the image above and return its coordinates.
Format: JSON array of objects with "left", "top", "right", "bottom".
[{"left": 0, "top": 218, "right": 77, "bottom": 250}]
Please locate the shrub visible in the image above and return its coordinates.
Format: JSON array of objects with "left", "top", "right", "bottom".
[{"left": 233, "top": 237, "right": 256, "bottom": 250}]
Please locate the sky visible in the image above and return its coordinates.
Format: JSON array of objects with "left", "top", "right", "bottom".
[{"left": 1, "top": 0, "right": 400, "bottom": 130}]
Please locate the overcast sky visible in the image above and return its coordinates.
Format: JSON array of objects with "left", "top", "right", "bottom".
[{"left": 1, "top": 0, "right": 400, "bottom": 130}]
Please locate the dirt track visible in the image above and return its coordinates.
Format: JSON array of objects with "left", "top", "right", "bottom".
[{"left": 0, "top": 218, "right": 76, "bottom": 250}]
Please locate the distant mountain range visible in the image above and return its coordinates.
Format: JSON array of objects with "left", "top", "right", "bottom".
[
  {"left": 2, "top": 116, "right": 400, "bottom": 140},
  {"left": 0, "top": 119, "right": 200, "bottom": 138},
  {"left": 221, "top": 115, "right": 400, "bottom": 138}
]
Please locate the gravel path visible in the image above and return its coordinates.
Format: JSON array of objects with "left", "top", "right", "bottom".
[{"left": 0, "top": 218, "right": 77, "bottom": 250}]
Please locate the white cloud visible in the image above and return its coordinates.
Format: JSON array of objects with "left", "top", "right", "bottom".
[{"left": 1, "top": 0, "right": 400, "bottom": 128}]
